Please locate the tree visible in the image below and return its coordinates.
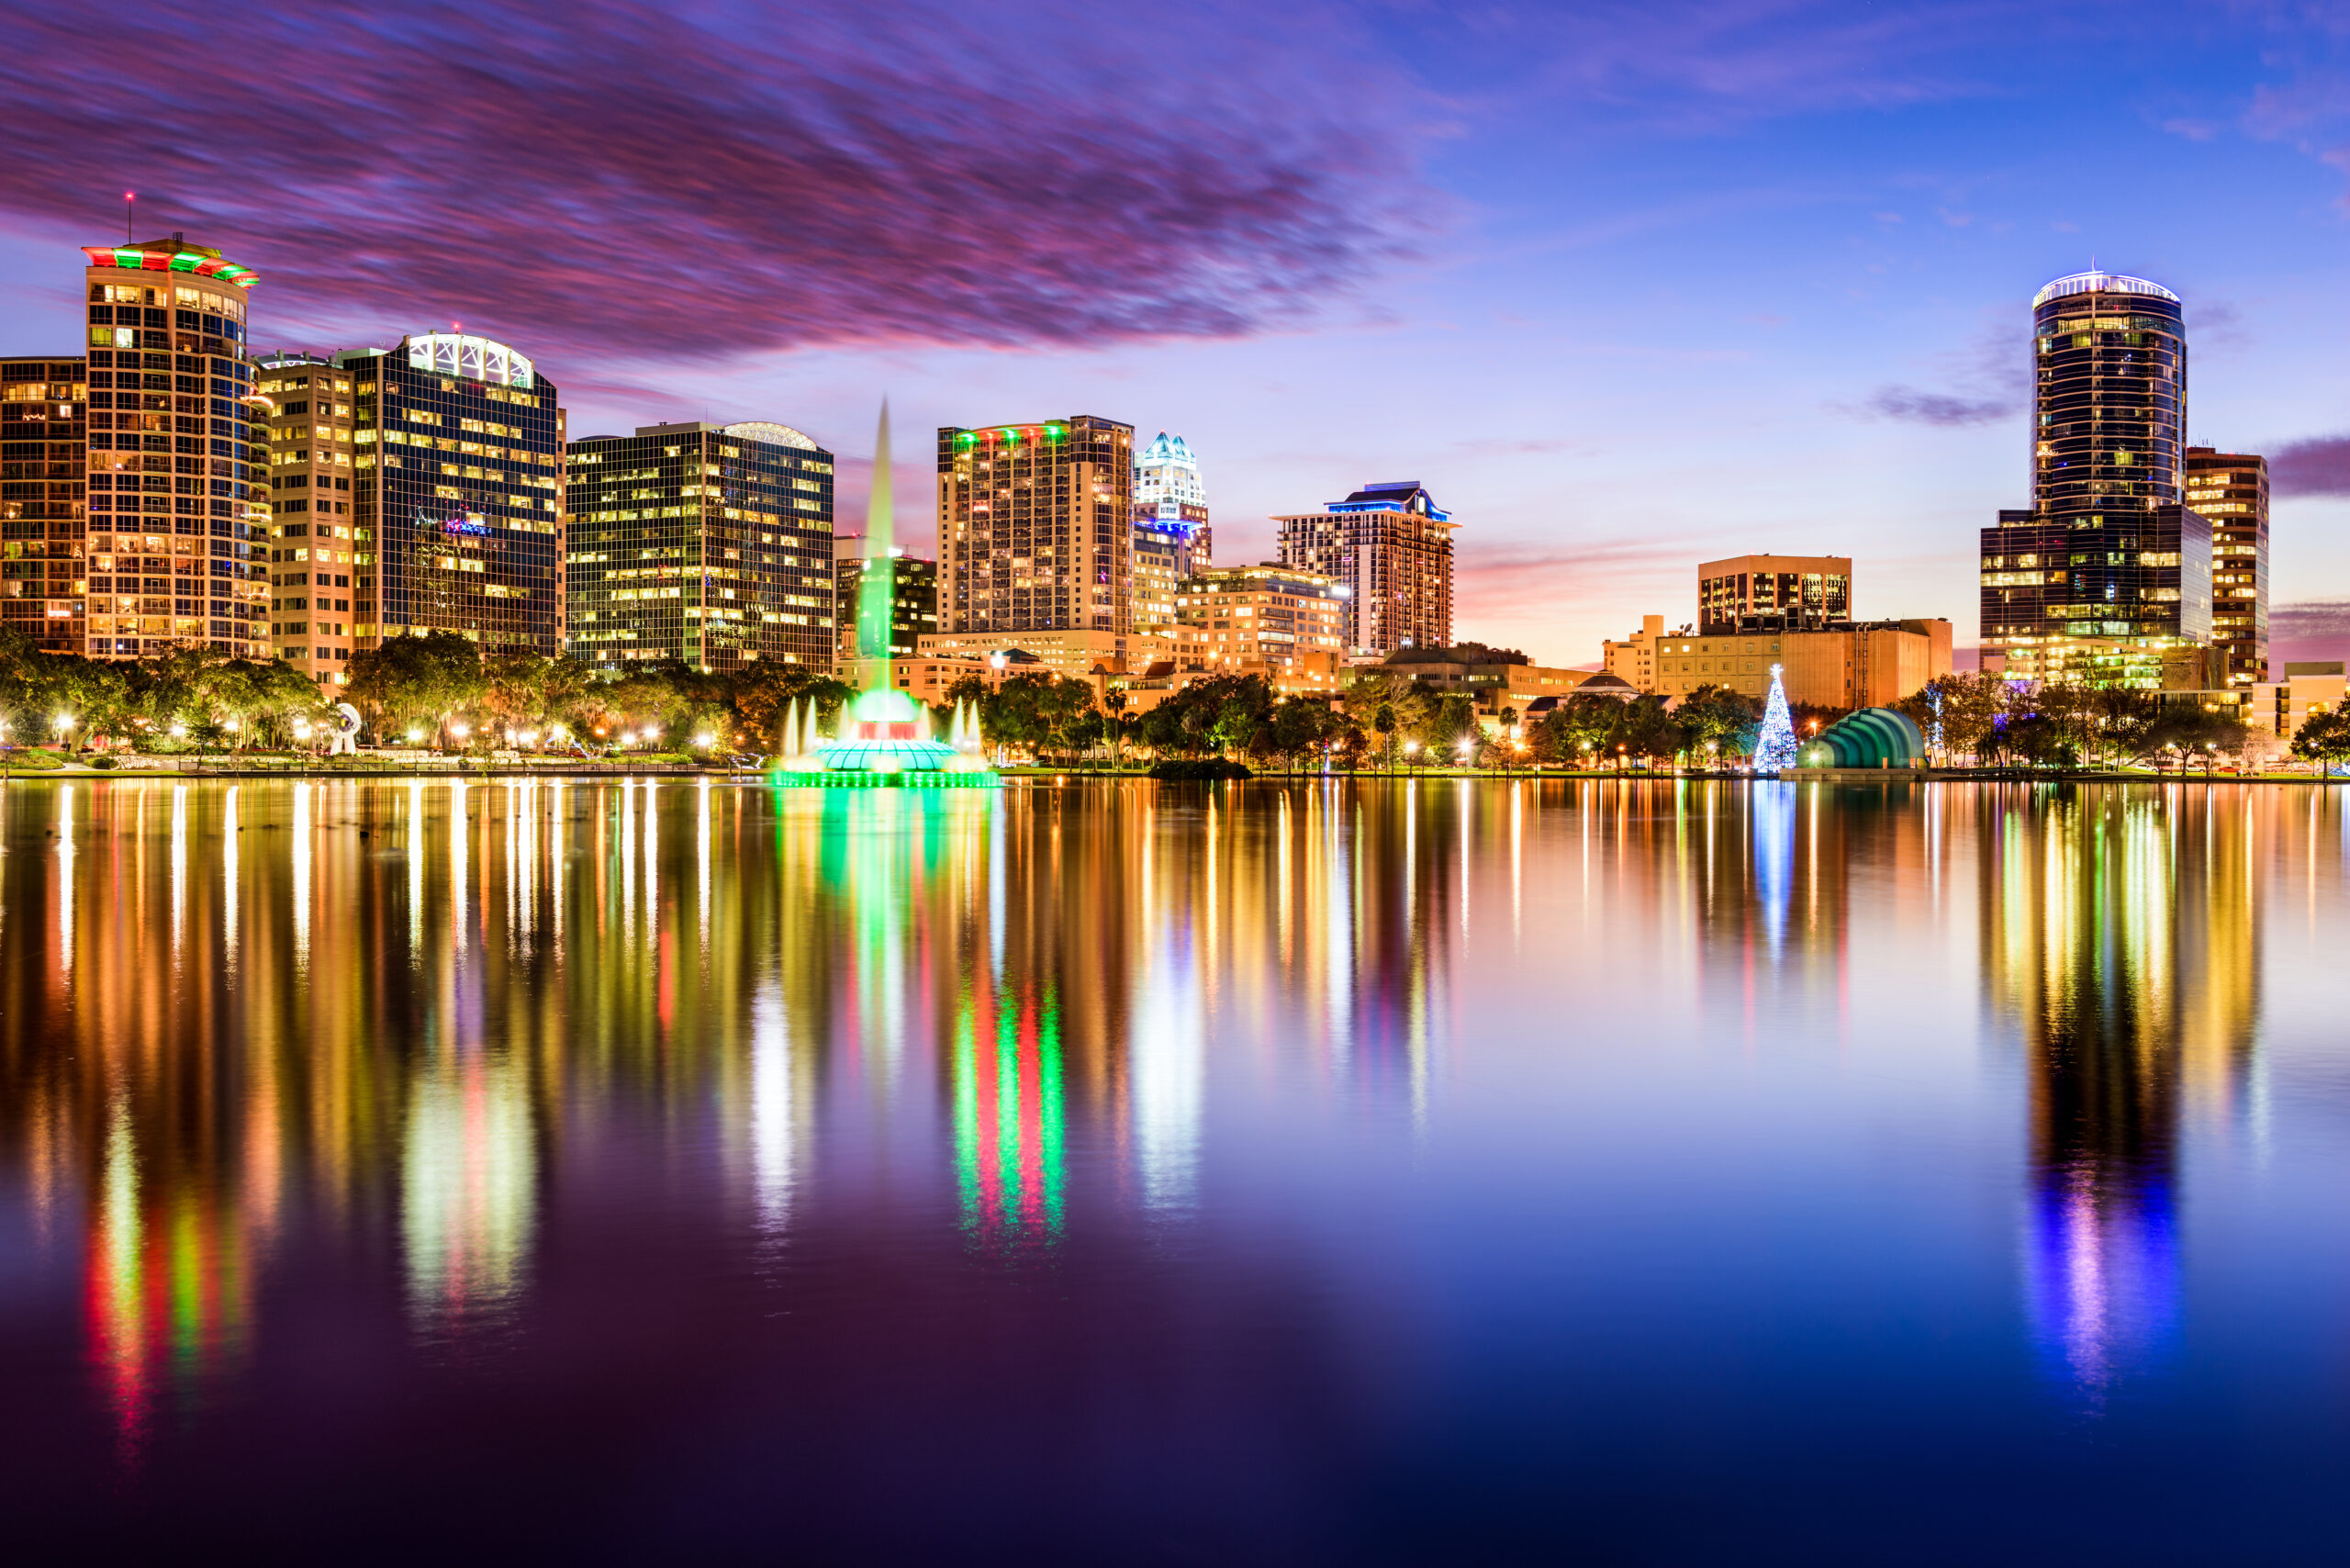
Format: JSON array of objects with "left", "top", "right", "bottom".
[
  {"left": 733, "top": 662, "right": 853, "bottom": 754},
  {"left": 2290, "top": 700, "right": 2350, "bottom": 771},
  {"left": 348, "top": 631, "right": 486, "bottom": 746},
  {"left": 1677, "top": 683, "right": 1759, "bottom": 763}
]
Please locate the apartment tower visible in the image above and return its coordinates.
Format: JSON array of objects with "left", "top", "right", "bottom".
[
  {"left": 1274, "top": 480, "right": 1454, "bottom": 656},
  {"left": 937, "top": 417, "right": 1133, "bottom": 634},
  {"left": 2185, "top": 446, "right": 2268, "bottom": 685},
  {"left": 39, "top": 237, "right": 268, "bottom": 659}
]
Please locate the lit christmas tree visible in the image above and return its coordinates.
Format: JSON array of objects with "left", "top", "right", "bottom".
[{"left": 1756, "top": 664, "right": 1796, "bottom": 772}]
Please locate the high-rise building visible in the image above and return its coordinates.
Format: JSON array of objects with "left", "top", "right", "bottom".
[
  {"left": 254, "top": 353, "right": 360, "bottom": 680},
  {"left": 1273, "top": 480, "right": 1453, "bottom": 655},
  {"left": 61, "top": 236, "right": 269, "bottom": 660},
  {"left": 1698, "top": 554, "right": 1851, "bottom": 633},
  {"left": 2185, "top": 446, "right": 2268, "bottom": 685},
  {"left": 1133, "top": 431, "right": 1211, "bottom": 634},
  {"left": 566, "top": 419, "right": 834, "bottom": 669},
  {"left": 330, "top": 334, "right": 566, "bottom": 660},
  {"left": 937, "top": 417, "right": 1134, "bottom": 636},
  {"left": 1981, "top": 271, "right": 2212, "bottom": 687},
  {"left": 835, "top": 547, "right": 938, "bottom": 663},
  {"left": 1, "top": 353, "right": 92, "bottom": 655}
]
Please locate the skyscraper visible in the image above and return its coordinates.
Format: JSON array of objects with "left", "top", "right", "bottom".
[
  {"left": 1273, "top": 480, "right": 1453, "bottom": 656},
  {"left": 345, "top": 334, "right": 566, "bottom": 657},
  {"left": 937, "top": 417, "right": 1133, "bottom": 634},
  {"left": 1980, "top": 272, "right": 2212, "bottom": 687},
  {"left": 2185, "top": 447, "right": 2268, "bottom": 685},
  {"left": 1132, "top": 431, "right": 1211, "bottom": 633},
  {"left": 566, "top": 420, "right": 835, "bottom": 669},
  {"left": 69, "top": 236, "right": 269, "bottom": 660}
]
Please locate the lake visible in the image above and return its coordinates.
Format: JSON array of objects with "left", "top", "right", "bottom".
[{"left": 0, "top": 777, "right": 2344, "bottom": 1563}]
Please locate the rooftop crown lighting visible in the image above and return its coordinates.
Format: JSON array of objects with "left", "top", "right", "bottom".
[
  {"left": 82, "top": 245, "right": 259, "bottom": 288},
  {"left": 407, "top": 332, "right": 534, "bottom": 388}
]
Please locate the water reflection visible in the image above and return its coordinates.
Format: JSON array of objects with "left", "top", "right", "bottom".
[{"left": 0, "top": 776, "right": 2338, "bottom": 1552}]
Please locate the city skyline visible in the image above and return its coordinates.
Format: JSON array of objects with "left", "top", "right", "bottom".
[{"left": 6, "top": 4, "right": 2350, "bottom": 673}]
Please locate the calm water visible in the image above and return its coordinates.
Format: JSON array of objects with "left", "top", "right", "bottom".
[{"left": 2, "top": 777, "right": 2347, "bottom": 1562}]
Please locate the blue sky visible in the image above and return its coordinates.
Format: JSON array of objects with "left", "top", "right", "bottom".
[{"left": 4, "top": 0, "right": 2347, "bottom": 664}]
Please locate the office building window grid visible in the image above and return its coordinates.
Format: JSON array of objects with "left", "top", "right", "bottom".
[{"left": 567, "top": 423, "right": 835, "bottom": 669}]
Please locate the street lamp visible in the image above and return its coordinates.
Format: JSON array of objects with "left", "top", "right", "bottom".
[
  {"left": 693, "top": 731, "right": 713, "bottom": 749},
  {"left": 54, "top": 711, "right": 73, "bottom": 746},
  {"left": 1404, "top": 739, "right": 1419, "bottom": 777},
  {"left": 451, "top": 721, "right": 470, "bottom": 740},
  {"left": 169, "top": 722, "right": 186, "bottom": 739},
  {"left": 1457, "top": 737, "right": 1475, "bottom": 771},
  {"left": 406, "top": 727, "right": 423, "bottom": 744}
]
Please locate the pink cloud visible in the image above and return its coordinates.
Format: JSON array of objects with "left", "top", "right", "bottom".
[{"left": 0, "top": 2, "right": 1430, "bottom": 370}]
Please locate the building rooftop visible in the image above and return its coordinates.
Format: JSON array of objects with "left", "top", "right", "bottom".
[{"left": 2031, "top": 270, "right": 2180, "bottom": 308}]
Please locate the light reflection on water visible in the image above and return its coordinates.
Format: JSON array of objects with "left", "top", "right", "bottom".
[{"left": 0, "top": 777, "right": 2344, "bottom": 1562}]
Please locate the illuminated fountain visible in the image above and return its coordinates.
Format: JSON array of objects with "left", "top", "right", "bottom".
[{"left": 774, "top": 401, "right": 1000, "bottom": 790}]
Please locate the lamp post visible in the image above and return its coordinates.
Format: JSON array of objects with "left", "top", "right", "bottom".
[
  {"left": 1404, "top": 739, "right": 1419, "bottom": 778},
  {"left": 54, "top": 711, "right": 74, "bottom": 749},
  {"left": 1457, "top": 737, "right": 1475, "bottom": 773}
]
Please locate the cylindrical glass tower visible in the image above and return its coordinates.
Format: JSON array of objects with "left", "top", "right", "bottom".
[{"left": 2029, "top": 271, "right": 2185, "bottom": 520}]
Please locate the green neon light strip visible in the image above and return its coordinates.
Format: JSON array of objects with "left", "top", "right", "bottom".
[{"left": 82, "top": 246, "right": 259, "bottom": 288}]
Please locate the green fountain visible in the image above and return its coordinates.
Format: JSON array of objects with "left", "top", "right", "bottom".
[{"left": 773, "top": 401, "right": 999, "bottom": 790}]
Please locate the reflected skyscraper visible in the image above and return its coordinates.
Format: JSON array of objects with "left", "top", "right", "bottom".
[{"left": 1975, "top": 789, "right": 2257, "bottom": 1390}]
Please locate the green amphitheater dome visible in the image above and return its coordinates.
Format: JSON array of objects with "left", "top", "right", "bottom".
[{"left": 1795, "top": 708, "right": 1924, "bottom": 769}]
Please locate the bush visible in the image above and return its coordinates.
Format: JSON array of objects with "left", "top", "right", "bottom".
[
  {"left": 2, "top": 748, "right": 66, "bottom": 771},
  {"left": 1149, "top": 758, "right": 1253, "bottom": 781},
  {"left": 90, "top": 756, "right": 119, "bottom": 769}
]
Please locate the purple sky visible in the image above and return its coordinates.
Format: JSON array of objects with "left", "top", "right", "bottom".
[{"left": 6, "top": 0, "right": 2350, "bottom": 666}]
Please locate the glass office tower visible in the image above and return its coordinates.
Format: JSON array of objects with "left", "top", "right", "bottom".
[
  {"left": 567, "top": 420, "right": 836, "bottom": 669},
  {"left": 344, "top": 334, "right": 565, "bottom": 655},
  {"left": 1980, "top": 272, "right": 2212, "bottom": 687}
]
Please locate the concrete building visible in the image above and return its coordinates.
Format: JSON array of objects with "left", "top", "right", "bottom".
[
  {"left": 1174, "top": 562, "right": 1346, "bottom": 678},
  {"left": 2186, "top": 446, "right": 2268, "bottom": 685},
  {"left": 1274, "top": 480, "right": 1453, "bottom": 655},
  {"left": 566, "top": 418, "right": 834, "bottom": 670},
  {"left": 917, "top": 627, "right": 1134, "bottom": 681},
  {"left": 1381, "top": 644, "right": 1590, "bottom": 713},
  {"left": 1631, "top": 618, "right": 1953, "bottom": 709},
  {"left": 937, "top": 416, "right": 1134, "bottom": 635},
  {"left": 1698, "top": 554, "right": 1851, "bottom": 633},
  {"left": 1602, "top": 614, "right": 1675, "bottom": 690},
  {"left": 2255, "top": 661, "right": 2345, "bottom": 739},
  {"left": 253, "top": 353, "right": 359, "bottom": 678},
  {"left": 41, "top": 235, "right": 270, "bottom": 661}
]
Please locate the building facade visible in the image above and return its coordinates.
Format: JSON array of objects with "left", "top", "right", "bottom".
[
  {"left": 834, "top": 547, "right": 938, "bottom": 663},
  {"left": 254, "top": 353, "right": 360, "bottom": 680},
  {"left": 1174, "top": 562, "right": 1346, "bottom": 677},
  {"left": 1639, "top": 620, "right": 1953, "bottom": 709},
  {"left": 0, "top": 354, "right": 92, "bottom": 655},
  {"left": 937, "top": 416, "right": 1134, "bottom": 635},
  {"left": 567, "top": 420, "right": 834, "bottom": 670},
  {"left": 1274, "top": 480, "right": 1452, "bottom": 656},
  {"left": 1381, "top": 644, "right": 1590, "bottom": 713},
  {"left": 1602, "top": 615, "right": 1675, "bottom": 691},
  {"left": 341, "top": 334, "right": 565, "bottom": 659},
  {"left": 36, "top": 237, "right": 268, "bottom": 660},
  {"left": 1133, "top": 431, "right": 1211, "bottom": 633},
  {"left": 1698, "top": 554, "right": 1851, "bottom": 633},
  {"left": 1981, "top": 272, "right": 2211, "bottom": 686},
  {"left": 2185, "top": 446, "right": 2268, "bottom": 685}
]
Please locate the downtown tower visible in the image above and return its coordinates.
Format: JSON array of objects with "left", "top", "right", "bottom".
[{"left": 1980, "top": 270, "right": 2216, "bottom": 688}]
